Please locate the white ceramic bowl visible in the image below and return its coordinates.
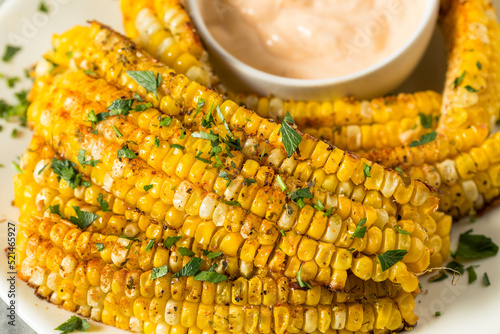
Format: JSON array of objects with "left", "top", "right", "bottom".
[{"left": 187, "top": 0, "right": 440, "bottom": 101}]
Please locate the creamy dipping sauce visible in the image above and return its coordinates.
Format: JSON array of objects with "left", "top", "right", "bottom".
[{"left": 201, "top": 0, "right": 424, "bottom": 79}]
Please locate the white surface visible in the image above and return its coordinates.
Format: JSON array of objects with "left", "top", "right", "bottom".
[
  {"left": 187, "top": 0, "right": 440, "bottom": 101},
  {"left": 0, "top": 0, "right": 499, "bottom": 333}
]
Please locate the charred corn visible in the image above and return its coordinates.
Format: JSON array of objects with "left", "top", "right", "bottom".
[{"left": 120, "top": 0, "right": 216, "bottom": 88}]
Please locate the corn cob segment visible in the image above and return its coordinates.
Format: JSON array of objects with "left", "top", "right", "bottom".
[
  {"left": 47, "top": 22, "right": 440, "bottom": 214},
  {"left": 227, "top": 91, "right": 442, "bottom": 129},
  {"left": 120, "top": 0, "right": 216, "bottom": 88},
  {"left": 26, "top": 69, "right": 433, "bottom": 292},
  {"left": 439, "top": 0, "right": 500, "bottom": 131},
  {"left": 17, "top": 213, "right": 420, "bottom": 333}
]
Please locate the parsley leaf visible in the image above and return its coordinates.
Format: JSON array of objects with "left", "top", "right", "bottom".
[
  {"left": 193, "top": 270, "right": 227, "bottom": 284},
  {"left": 134, "top": 102, "right": 152, "bottom": 112},
  {"left": 483, "top": 272, "right": 491, "bottom": 286},
  {"left": 192, "top": 131, "right": 219, "bottom": 141},
  {"left": 54, "top": 316, "right": 90, "bottom": 334},
  {"left": 297, "top": 264, "right": 312, "bottom": 290},
  {"left": 96, "top": 243, "right": 104, "bottom": 252},
  {"left": 83, "top": 69, "right": 97, "bottom": 77},
  {"left": 151, "top": 265, "right": 169, "bottom": 280},
  {"left": 195, "top": 151, "right": 211, "bottom": 163},
  {"left": 112, "top": 125, "right": 123, "bottom": 138},
  {"left": 39, "top": 1, "right": 49, "bottom": 13},
  {"left": 154, "top": 137, "right": 160, "bottom": 148},
  {"left": 159, "top": 116, "right": 172, "bottom": 126},
  {"left": 178, "top": 247, "right": 195, "bottom": 257},
  {"left": 107, "top": 98, "right": 134, "bottom": 116},
  {"left": 466, "top": 266, "right": 478, "bottom": 284},
  {"left": 145, "top": 239, "right": 155, "bottom": 251},
  {"left": 465, "top": 85, "right": 478, "bottom": 93},
  {"left": 126, "top": 71, "right": 161, "bottom": 99},
  {"left": 351, "top": 218, "right": 367, "bottom": 239},
  {"left": 171, "top": 257, "right": 203, "bottom": 279},
  {"left": 202, "top": 250, "right": 223, "bottom": 259},
  {"left": 455, "top": 230, "right": 499, "bottom": 259},
  {"left": 409, "top": 131, "right": 437, "bottom": 147},
  {"left": 2, "top": 45, "right": 21, "bottom": 62},
  {"left": 419, "top": 113, "right": 433, "bottom": 129},
  {"left": 49, "top": 204, "right": 61, "bottom": 216},
  {"left": 394, "top": 225, "right": 411, "bottom": 235},
  {"left": 280, "top": 112, "right": 302, "bottom": 158},
  {"left": 164, "top": 236, "right": 181, "bottom": 249},
  {"left": 244, "top": 178, "right": 256, "bottom": 186},
  {"left": 117, "top": 145, "right": 137, "bottom": 159},
  {"left": 97, "top": 194, "right": 110, "bottom": 212},
  {"left": 143, "top": 184, "right": 153, "bottom": 192},
  {"left": 453, "top": 71, "right": 465, "bottom": 88},
  {"left": 363, "top": 163, "right": 371, "bottom": 178},
  {"left": 69, "top": 206, "right": 99, "bottom": 230},
  {"left": 446, "top": 261, "right": 465, "bottom": 274},
  {"left": 51, "top": 158, "right": 82, "bottom": 189},
  {"left": 78, "top": 150, "right": 99, "bottom": 167},
  {"left": 377, "top": 249, "right": 408, "bottom": 271},
  {"left": 170, "top": 144, "right": 184, "bottom": 150},
  {"left": 221, "top": 200, "right": 241, "bottom": 207},
  {"left": 290, "top": 187, "right": 313, "bottom": 208},
  {"left": 477, "top": 61, "right": 482, "bottom": 70}
]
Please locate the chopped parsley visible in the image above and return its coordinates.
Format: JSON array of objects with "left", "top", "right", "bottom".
[
  {"left": 163, "top": 236, "right": 182, "bottom": 249},
  {"left": 154, "top": 137, "right": 160, "bottom": 148},
  {"left": 409, "top": 131, "right": 437, "bottom": 148},
  {"left": 221, "top": 199, "right": 242, "bottom": 207},
  {"left": 192, "top": 98, "right": 205, "bottom": 119},
  {"left": 96, "top": 243, "right": 104, "bottom": 252},
  {"left": 145, "top": 239, "right": 155, "bottom": 251},
  {"left": 466, "top": 266, "right": 478, "bottom": 284},
  {"left": 112, "top": 125, "right": 123, "bottom": 138},
  {"left": 280, "top": 229, "right": 286, "bottom": 237},
  {"left": 77, "top": 150, "right": 99, "bottom": 167},
  {"left": 117, "top": 145, "right": 137, "bottom": 159},
  {"left": 454, "top": 230, "right": 498, "bottom": 259},
  {"left": 151, "top": 265, "right": 169, "bottom": 280},
  {"left": 465, "top": 85, "right": 478, "bottom": 93},
  {"left": 363, "top": 163, "right": 371, "bottom": 178},
  {"left": 54, "top": 316, "right": 90, "bottom": 334},
  {"left": 170, "top": 144, "right": 184, "bottom": 150},
  {"left": 126, "top": 71, "right": 162, "bottom": 99},
  {"left": 219, "top": 171, "right": 232, "bottom": 187},
  {"left": 394, "top": 225, "right": 411, "bottom": 235},
  {"left": 49, "top": 204, "right": 61, "bottom": 216},
  {"left": 171, "top": 257, "right": 203, "bottom": 279},
  {"left": 69, "top": 206, "right": 99, "bottom": 229},
  {"left": 178, "top": 247, "right": 195, "bottom": 257},
  {"left": 419, "top": 113, "right": 433, "bottom": 129},
  {"left": 193, "top": 270, "right": 227, "bottom": 284},
  {"left": 143, "top": 184, "right": 153, "bottom": 192},
  {"left": 435, "top": 311, "right": 441, "bottom": 317},
  {"left": 134, "top": 102, "right": 152, "bottom": 111},
  {"left": 83, "top": 69, "right": 97, "bottom": 77},
  {"left": 195, "top": 151, "right": 211, "bottom": 163},
  {"left": 97, "top": 194, "right": 110, "bottom": 212},
  {"left": 312, "top": 200, "right": 325, "bottom": 211},
  {"left": 279, "top": 112, "right": 302, "bottom": 158},
  {"left": 39, "top": 1, "right": 49, "bottom": 13},
  {"left": 323, "top": 207, "right": 334, "bottom": 218},
  {"left": 276, "top": 175, "right": 287, "bottom": 192},
  {"left": 2, "top": 45, "right": 21, "bottom": 62},
  {"left": 453, "top": 71, "right": 465, "bottom": 88},
  {"left": 477, "top": 61, "right": 482, "bottom": 70},
  {"left": 290, "top": 187, "right": 313, "bottom": 208},
  {"left": 483, "top": 272, "right": 491, "bottom": 286},
  {"left": 51, "top": 158, "right": 82, "bottom": 189},
  {"left": 244, "top": 178, "right": 256, "bottom": 186},
  {"left": 297, "top": 264, "right": 312, "bottom": 289},
  {"left": 351, "top": 218, "right": 367, "bottom": 239},
  {"left": 107, "top": 98, "right": 134, "bottom": 116},
  {"left": 377, "top": 249, "right": 408, "bottom": 271},
  {"left": 202, "top": 250, "right": 222, "bottom": 260},
  {"left": 159, "top": 116, "right": 172, "bottom": 127}
]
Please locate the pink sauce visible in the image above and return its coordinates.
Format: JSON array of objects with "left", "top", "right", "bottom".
[{"left": 202, "top": 0, "right": 424, "bottom": 79}]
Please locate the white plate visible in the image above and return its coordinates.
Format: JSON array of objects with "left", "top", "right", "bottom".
[{"left": 0, "top": 0, "right": 499, "bottom": 333}]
